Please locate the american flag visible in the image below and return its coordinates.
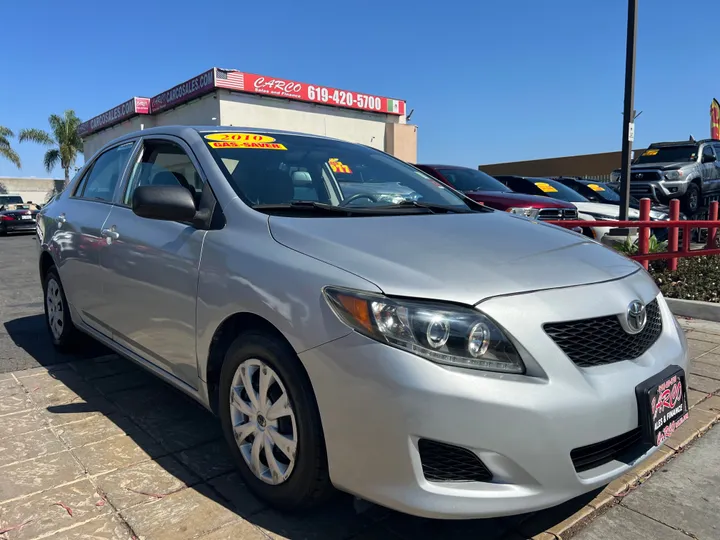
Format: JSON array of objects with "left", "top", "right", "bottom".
[{"left": 216, "top": 70, "right": 245, "bottom": 91}]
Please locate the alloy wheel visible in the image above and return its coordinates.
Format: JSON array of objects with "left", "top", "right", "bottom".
[
  {"left": 229, "top": 358, "right": 298, "bottom": 485},
  {"left": 46, "top": 277, "right": 64, "bottom": 340}
]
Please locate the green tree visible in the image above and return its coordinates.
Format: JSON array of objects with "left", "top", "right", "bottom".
[
  {"left": 19, "top": 110, "right": 83, "bottom": 184},
  {"left": 0, "top": 126, "right": 21, "bottom": 168}
]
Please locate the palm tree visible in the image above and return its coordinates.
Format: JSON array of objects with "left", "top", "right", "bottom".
[
  {"left": 0, "top": 126, "right": 21, "bottom": 168},
  {"left": 19, "top": 110, "right": 83, "bottom": 184}
]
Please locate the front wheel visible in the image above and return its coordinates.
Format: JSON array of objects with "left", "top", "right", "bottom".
[
  {"left": 43, "top": 267, "right": 82, "bottom": 352},
  {"left": 218, "top": 332, "right": 333, "bottom": 511},
  {"left": 683, "top": 184, "right": 700, "bottom": 214}
]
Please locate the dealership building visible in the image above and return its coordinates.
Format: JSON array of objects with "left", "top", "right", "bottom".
[{"left": 78, "top": 68, "right": 416, "bottom": 162}]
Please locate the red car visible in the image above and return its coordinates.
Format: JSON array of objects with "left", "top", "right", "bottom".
[{"left": 414, "top": 164, "right": 580, "bottom": 227}]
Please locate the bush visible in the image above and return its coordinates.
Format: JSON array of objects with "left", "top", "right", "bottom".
[{"left": 650, "top": 256, "right": 720, "bottom": 302}]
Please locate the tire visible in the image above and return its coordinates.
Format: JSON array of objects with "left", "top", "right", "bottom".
[
  {"left": 43, "top": 266, "right": 82, "bottom": 352},
  {"left": 683, "top": 184, "right": 700, "bottom": 214},
  {"left": 218, "top": 331, "right": 333, "bottom": 511}
]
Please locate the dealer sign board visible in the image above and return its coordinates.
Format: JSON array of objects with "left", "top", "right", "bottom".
[
  {"left": 77, "top": 97, "right": 150, "bottom": 138},
  {"left": 215, "top": 68, "right": 406, "bottom": 116},
  {"left": 150, "top": 69, "right": 216, "bottom": 114}
]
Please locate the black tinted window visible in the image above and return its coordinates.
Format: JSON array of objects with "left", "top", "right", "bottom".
[
  {"left": 77, "top": 142, "right": 134, "bottom": 202},
  {"left": 435, "top": 168, "right": 508, "bottom": 192}
]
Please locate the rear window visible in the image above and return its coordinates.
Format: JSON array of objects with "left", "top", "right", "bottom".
[
  {"left": 435, "top": 168, "right": 509, "bottom": 192},
  {"left": 203, "top": 131, "right": 471, "bottom": 210},
  {"left": 0, "top": 195, "right": 23, "bottom": 206}
]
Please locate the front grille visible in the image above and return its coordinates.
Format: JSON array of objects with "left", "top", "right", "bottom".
[
  {"left": 537, "top": 208, "right": 578, "bottom": 221},
  {"left": 417, "top": 439, "right": 492, "bottom": 482},
  {"left": 543, "top": 299, "right": 663, "bottom": 368},
  {"left": 632, "top": 171, "right": 662, "bottom": 181},
  {"left": 571, "top": 427, "right": 648, "bottom": 473}
]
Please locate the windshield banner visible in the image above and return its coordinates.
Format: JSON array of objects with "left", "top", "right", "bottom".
[
  {"left": 711, "top": 98, "right": 720, "bottom": 140},
  {"left": 215, "top": 69, "right": 406, "bottom": 116}
]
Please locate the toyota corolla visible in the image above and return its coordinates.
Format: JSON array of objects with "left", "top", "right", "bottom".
[{"left": 36, "top": 126, "right": 689, "bottom": 519}]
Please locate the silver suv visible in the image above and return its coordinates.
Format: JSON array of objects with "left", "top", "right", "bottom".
[
  {"left": 37, "top": 126, "right": 689, "bottom": 519},
  {"left": 611, "top": 139, "right": 720, "bottom": 213}
]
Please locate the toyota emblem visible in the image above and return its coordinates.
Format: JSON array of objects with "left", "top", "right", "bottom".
[
  {"left": 626, "top": 300, "right": 647, "bottom": 334},
  {"left": 636, "top": 173, "right": 643, "bottom": 179}
]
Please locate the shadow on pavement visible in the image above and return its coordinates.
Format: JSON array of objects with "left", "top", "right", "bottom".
[
  {"left": 3, "top": 315, "right": 111, "bottom": 371},
  {"left": 7, "top": 333, "right": 604, "bottom": 539}
]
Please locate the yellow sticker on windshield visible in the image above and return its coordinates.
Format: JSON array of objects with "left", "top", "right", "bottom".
[
  {"left": 208, "top": 141, "right": 287, "bottom": 150},
  {"left": 328, "top": 158, "right": 352, "bottom": 174},
  {"left": 643, "top": 149, "right": 659, "bottom": 156},
  {"left": 205, "top": 133, "right": 276, "bottom": 143},
  {"left": 587, "top": 183, "right": 605, "bottom": 191},
  {"left": 535, "top": 182, "right": 558, "bottom": 193}
]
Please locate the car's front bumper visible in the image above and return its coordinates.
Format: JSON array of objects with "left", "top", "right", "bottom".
[
  {"left": 630, "top": 180, "right": 687, "bottom": 204},
  {"left": 300, "top": 271, "right": 688, "bottom": 519}
]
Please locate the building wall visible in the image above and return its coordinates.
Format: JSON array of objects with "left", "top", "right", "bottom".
[
  {"left": 83, "top": 116, "right": 154, "bottom": 161},
  {"left": 480, "top": 150, "right": 646, "bottom": 180},
  {"left": 0, "top": 177, "right": 65, "bottom": 203},
  {"left": 218, "top": 90, "right": 397, "bottom": 151},
  {"left": 385, "top": 123, "right": 418, "bottom": 163}
]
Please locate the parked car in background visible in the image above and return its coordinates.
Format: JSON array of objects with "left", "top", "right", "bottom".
[
  {"left": 0, "top": 202, "right": 40, "bottom": 236},
  {"left": 553, "top": 177, "right": 679, "bottom": 242},
  {"left": 37, "top": 126, "right": 688, "bottom": 519},
  {"left": 610, "top": 138, "right": 720, "bottom": 213},
  {"left": 413, "top": 164, "right": 580, "bottom": 229},
  {"left": 493, "top": 175, "right": 640, "bottom": 242},
  {"left": 0, "top": 194, "right": 25, "bottom": 209}
]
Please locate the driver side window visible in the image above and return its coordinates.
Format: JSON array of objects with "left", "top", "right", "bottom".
[{"left": 123, "top": 139, "right": 204, "bottom": 207}]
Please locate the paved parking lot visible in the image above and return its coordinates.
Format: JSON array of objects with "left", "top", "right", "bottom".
[{"left": 1, "top": 233, "right": 719, "bottom": 539}]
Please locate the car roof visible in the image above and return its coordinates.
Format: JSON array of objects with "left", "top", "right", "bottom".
[
  {"left": 110, "top": 125, "right": 343, "bottom": 145},
  {"left": 649, "top": 139, "right": 716, "bottom": 147},
  {"left": 416, "top": 164, "right": 473, "bottom": 170}
]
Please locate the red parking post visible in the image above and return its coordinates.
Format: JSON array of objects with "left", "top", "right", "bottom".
[
  {"left": 706, "top": 201, "right": 719, "bottom": 249},
  {"left": 668, "top": 199, "right": 680, "bottom": 271},
  {"left": 638, "top": 198, "right": 651, "bottom": 269}
]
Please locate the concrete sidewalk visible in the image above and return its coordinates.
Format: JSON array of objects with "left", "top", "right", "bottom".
[{"left": 0, "top": 316, "right": 718, "bottom": 540}]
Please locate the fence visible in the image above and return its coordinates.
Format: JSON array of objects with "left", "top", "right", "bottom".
[{"left": 547, "top": 198, "right": 720, "bottom": 271}]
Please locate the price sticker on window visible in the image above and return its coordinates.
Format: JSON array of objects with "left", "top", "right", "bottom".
[
  {"left": 643, "top": 149, "right": 659, "bottom": 156},
  {"left": 535, "top": 182, "right": 558, "bottom": 193},
  {"left": 329, "top": 158, "right": 352, "bottom": 174},
  {"left": 587, "top": 184, "right": 605, "bottom": 191}
]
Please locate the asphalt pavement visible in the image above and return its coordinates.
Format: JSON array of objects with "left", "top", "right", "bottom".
[{"left": 0, "top": 234, "right": 109, "bottom": 373}]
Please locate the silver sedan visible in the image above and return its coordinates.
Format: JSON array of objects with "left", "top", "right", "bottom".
[{"left": 36, "top": 126, "right": 689, "bottom": 519}]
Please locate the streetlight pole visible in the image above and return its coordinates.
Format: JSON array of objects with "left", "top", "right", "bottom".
[{"left": 619, "top": 0, "right": 638, "bottom": 222}]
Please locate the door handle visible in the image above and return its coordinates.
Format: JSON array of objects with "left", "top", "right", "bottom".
[{"left": 101, "top": 228, "right": 120, "bottom": 240}]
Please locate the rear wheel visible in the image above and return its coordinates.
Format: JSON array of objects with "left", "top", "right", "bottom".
[
  {"left": 218, "top": 332, "right": 333, "bottom": 511},
  {"left": 43, "top": 267, "right": 82, "bottom": 352}
]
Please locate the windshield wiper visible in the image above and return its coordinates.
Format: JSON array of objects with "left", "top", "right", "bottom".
[
  {"left": 377, "top": 200, "right": 478, "bottom": 213},
  {"left": 253, "top": 201, "right": 433, "bottom": 216}
]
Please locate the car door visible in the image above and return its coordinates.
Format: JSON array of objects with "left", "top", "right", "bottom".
[
  {"left": 51, "top": 140, "right": 136, "bottom": 335},
  {"left": 700, "top": 145, "right": 718, "bottom": 193},
  {"left": 97, "top": 136, "right": 208, "bottom": 388}
]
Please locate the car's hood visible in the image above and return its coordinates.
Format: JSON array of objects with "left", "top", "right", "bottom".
[
  {"left": 268, "top": 212, "right": 640, "bottom": 304},
  {"left": 630, "top": 162, "right": 695, "bottom": 171},
  {"left": 574, "top": 202, "right": 640, "bottom": 219},
  {"left": 464, "top": 190, "right": 574, "bottom": 209}
]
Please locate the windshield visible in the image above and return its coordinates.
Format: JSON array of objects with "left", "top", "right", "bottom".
[
  {"left": 0, "top": 196, "right": 23, "bottom": 206},
  {"left": 634, "top": 145, "right": 698, "bottom": 164},
  {"left": 604, "top": 183, "right": 640, "bottom": 205},
  {"left": 205, "top": 132, "right": 472, "bottom": 212},
  {"left": 436, "top": 168, "right": 509, "bottom": 192},
  {"left": 528, "top": 178, "right": 589, "bottom": 202}
]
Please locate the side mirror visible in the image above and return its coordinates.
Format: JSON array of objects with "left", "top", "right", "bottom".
[
  {"left": 703, "top": 154, "right": 717, "bottom": 163},
  {"left": 132, "top": 185, "right": 197, "bottom": 222}
]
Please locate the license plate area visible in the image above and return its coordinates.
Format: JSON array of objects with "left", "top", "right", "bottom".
[
  {"left": 636, "top": 365, "right": 689, "bottom": 446},
  {"left": 20, "top": 215, "right": 32, "bottom": 220}
]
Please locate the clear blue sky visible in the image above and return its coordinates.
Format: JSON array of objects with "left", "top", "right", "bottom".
[{"left": 0, "top": 0, "right": 716, "bottom": 178}]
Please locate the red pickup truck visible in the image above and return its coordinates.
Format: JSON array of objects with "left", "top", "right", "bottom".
[{"left": 414, "top": 164, "right": 580, "bottom": 227}]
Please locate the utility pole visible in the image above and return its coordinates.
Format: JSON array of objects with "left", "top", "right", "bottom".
[{"left": 619, "top": 0, "right": 638, "bottom": 222}]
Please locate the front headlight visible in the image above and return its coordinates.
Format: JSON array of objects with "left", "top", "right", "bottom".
[
  {"left": 610, "top": 171, "right": 621, "bottom": 182},
  {"left": 323, "top": 287, "right": 525, "bottom": 373},
  {"left": 665, "top": 170, "right": 684, "bottom": 181},
  {"left": 507, "top": 207, "right": 540, "bottom": 220}
]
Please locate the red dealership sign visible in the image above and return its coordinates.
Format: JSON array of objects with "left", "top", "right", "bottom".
[
  {"left": 215, "top": 69, "right": 406, "bottom": 116},
  {"left": 150, "top": 69, "right": 216, "bottom": 114},
  {"left": 77, "top": 97, "right": 151, "bottom": 137}
]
